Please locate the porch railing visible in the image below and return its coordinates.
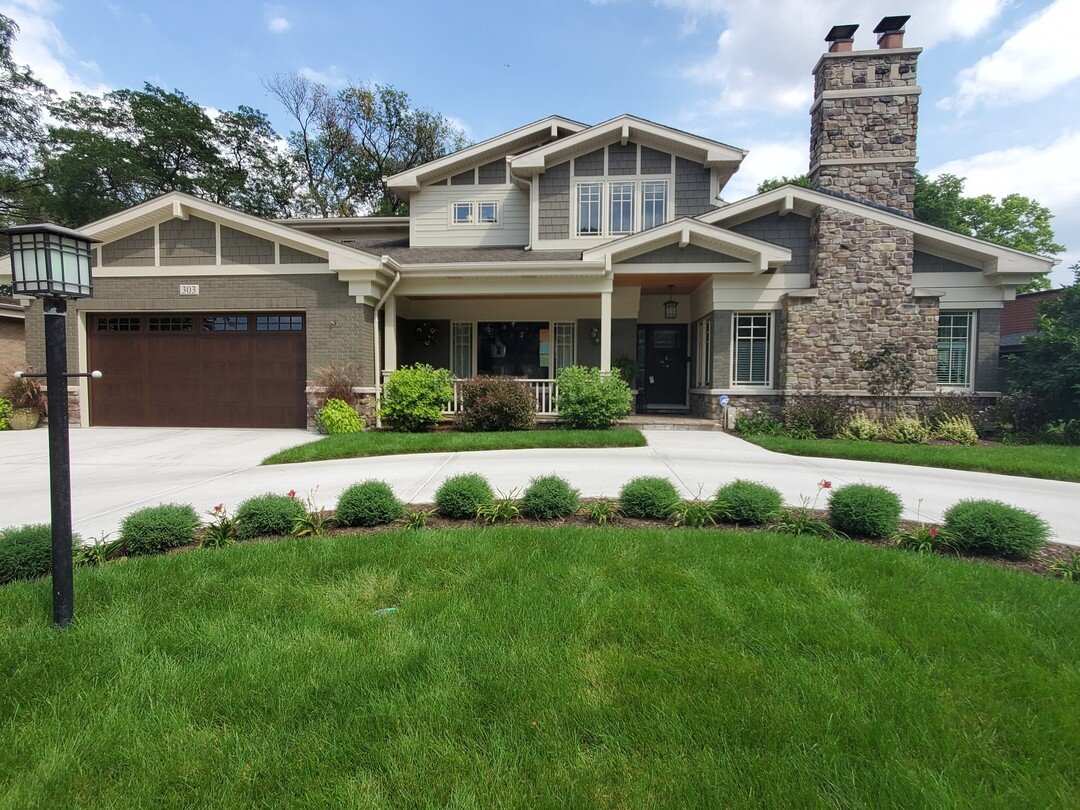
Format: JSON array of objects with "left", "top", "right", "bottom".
[{"left": 444, "top": 378, "right": 558, "bottom": 416}]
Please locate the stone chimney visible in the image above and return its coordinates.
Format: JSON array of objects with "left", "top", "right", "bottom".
[{"left": 809, "top": 15, "right": 921, "bottom": 213}]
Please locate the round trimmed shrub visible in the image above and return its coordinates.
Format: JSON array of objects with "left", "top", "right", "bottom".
[
  {"left": 0, "top": 524, "right": 81, "bottom": 584},
  {"left": 555, "top": 366, "right": 632, "bottom": 429},
  {"left": 455, "top": 376, "right": 536, "bottom": 432},
  {"left": 715, "top": 480, "right": 784, "bottom": 525},
  {"left": 380, "top": 363, "right": 454, "bottom": 432},
  {"left": 619, "top": 476, "right": 679, "bottom": 520},
  {"left": 316, "top": 398, "right": 364, "bottom": 435},
  {"left": 435, "top": 473, "right": 494, "bottom": 519},
  {"left": 336, "top": 481, "right": 404, "bottom": 527},
  {"left": 520, "top": 475, "right": 580, "bottom": 520},
  {"left": 943, "top": 499, "right": 1048, "bottom": 559},
  {"left": 828, "top": 484, "right": 902, "bottom": 538},
  {"left": 119, "top": 503, "right": 199, "bottom": 555},
  {"left": 235, "top": 493, "right": 306, "bottom": 539}
]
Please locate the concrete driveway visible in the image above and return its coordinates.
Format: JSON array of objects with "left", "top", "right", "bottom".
[{"left": 2, "top": 427, "right": 1077, "bottom": 546}]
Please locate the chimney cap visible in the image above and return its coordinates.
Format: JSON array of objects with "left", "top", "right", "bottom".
[
  {"left": 873, "top": 15, "right": 910, "bottom": 34},
  {"left": 825, "top": 24, "right": 859, "bottom": 41}
]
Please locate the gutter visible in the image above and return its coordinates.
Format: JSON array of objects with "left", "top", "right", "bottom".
[{"left": 372, "top": 256, "right": 402, "bottom": 429}]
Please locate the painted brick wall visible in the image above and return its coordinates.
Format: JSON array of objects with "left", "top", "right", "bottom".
[
  {"left": 607, "top": 142, "right": 637, "bottom": 175},
  {"left": 913, "top": 251, "right": 980, "bottom": 273},
  {"left": 159, "top": 216, "right": 216, "bottom": 266},
  {"left": 0, "top": 319, "right": 25, "bottom": 375},
  {"left": 640, "top": 146, "right": 672, "bottom": 174},
  {"left": 975, "top": 308, "right": 1001, "bottom": 391},
  {"left": 24, "top": 274, "right": 374, "bottom": 391},
  {"left": 674, "top": 157, "right": 712, "bottom": 217},
  {"left": 538, "top": 161, "right": 571, "bottom": 240},
  {"left": 102, "top": 227, "right": 155, "bottom": 267},
  {"left": 477, "top": 160, "right": 506, "bottom": 185},
  {"left": 221, "top": 226, "right": 274, "bottom": 264},
  {"left": 729, "top": 212, "right": 812, "bottom": 274}
]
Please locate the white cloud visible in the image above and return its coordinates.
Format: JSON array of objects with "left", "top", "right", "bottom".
[
  {"left": 0, "top": 0, "right": 109, "bottom": 95},
  {"left": 661, "top": 0, "right": 1003, "bottom": 112},
  {"left": 263, "top": 4, "right": 290, "bottom": 33},
  {"left": 929, "top": 130, "right": 1080, "bottom": 285},
  {"left": 722, "top": 138, "right": 807, "bottom": 200},
  {"left": 445, "top": 115, "right": 472, "bottom": 139},
  {"left": 941, "top": 0, "right": 1080, "bottom": 111},
  {"left": 297, "top": 65, "right": 347, "bottom": 89}
]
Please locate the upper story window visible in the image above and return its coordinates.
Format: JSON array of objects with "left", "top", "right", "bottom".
[
  {"left": 453, "top": 202, "right": 474, "bottom": 224},
  {"left": 478, "top": 201, "right": 498, "bottom": 224},
  {"left": 574, "top": 179, "right": 669, "bottom": 238},
  {"left": 451, "top": 200, "right": 499, "bottom": 227},
  {"left": 938, "top": 311, "right": 974, "bottom": 388}
]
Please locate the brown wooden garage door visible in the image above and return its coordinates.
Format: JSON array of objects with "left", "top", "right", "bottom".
[{"left": 87, "top": 313, "right": 306, "bottom": 428}]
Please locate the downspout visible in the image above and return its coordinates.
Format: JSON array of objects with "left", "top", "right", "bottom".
[{"left": 373, "top": 256, "right": 402, "bottom": 428}]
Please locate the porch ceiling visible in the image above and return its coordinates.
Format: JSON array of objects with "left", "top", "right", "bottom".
[{"left": 613, "top": 273, "right": 709, "bottom": 295}]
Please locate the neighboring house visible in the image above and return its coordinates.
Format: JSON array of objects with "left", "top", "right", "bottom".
[
  {"left": 998, "top": 287, "right": 1066, "bottom": 390},
  {"left": 0, "top": 296, "right": 27, "bottom": 380},
  {"left": 0, "top": 16, "right": 1054, "bottom": 429}
]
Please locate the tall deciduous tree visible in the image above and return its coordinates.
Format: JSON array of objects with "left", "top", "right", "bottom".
[{"left": 267, "top": 74, "right": 467, "bottom": 217}]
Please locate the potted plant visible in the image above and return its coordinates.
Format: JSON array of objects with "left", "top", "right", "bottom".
[{"left": 3, "top": 372, "right": 47, "bottom": 430}]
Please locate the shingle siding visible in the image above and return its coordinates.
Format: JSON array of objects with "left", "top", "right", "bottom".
[
  {"left": 477, "top": 160, "right": 506, "bottom": 185},
  {"left": 102, "top": 227, "right": 155, "bottom": 267},
  {"left": 729, "top": 212, "right": 812, "bottom": 274},
  {"left": 621, "top": 244, "right": 746, "bottom": 264},
  {"left": 674, "top": 157, "right": 712, "bottom": 217},
  {"left": 640, "top": 146, "right": 672, "bottom": 175},
  {"left": 574, "top": 149, "right": 604, "bottom": 176},
  {"left": 159, "top": 216, "right": 216, "bottom": 266},
  {"left": 913, "top": 251, "right": 981, "bottom": 273},
  {"left": 220, "top": 226, "right": 274, "bottom": 265},
  {"left": 607, "top": 142, "right": 637, "bottom": 175},
  {"left": 279, "top": 245, "right": 327, "bottom": 264},
  {"left": 538, "top": 161, "right": 571, "bottom": 240},
  {"left": 975, "top": 308, "right": 1001, "bottom": 391},
  {"left": 450, "top": 169, "right": 475, "bottom": 185}
]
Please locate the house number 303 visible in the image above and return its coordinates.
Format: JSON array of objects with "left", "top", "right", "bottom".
[{"left": 179, "top": 284, "right": 200, "bottom": 296}]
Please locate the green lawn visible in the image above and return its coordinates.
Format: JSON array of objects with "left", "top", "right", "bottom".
[
  {"left": 1, "top": 528, "right": 1077, "bottom": 807},
  {"left": 748, "top": 435, "right": 1080, "bottom": 483},
  {"left": 264, "top": 428, "right": 647, "bottom": 464}
]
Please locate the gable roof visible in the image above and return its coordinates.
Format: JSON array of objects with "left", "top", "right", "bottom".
[
  {"left": 699, "top": 185, "right": 1058, "bottom": 282},
  {"left": 384, "top": 115, "right": 587, "bottom": 193},
  {"left": 582, "top": 218, "right": 791, "bottom": 272},
  {"left": 509, "top": 114, "right": 746, "bottom": 176}
]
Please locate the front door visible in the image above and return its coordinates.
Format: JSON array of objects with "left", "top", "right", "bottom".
[{"left": 637, "top": 324, "right": 688, "bottom": 412}]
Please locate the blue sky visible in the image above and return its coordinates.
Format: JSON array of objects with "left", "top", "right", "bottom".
[{"left": 3, "top": 0, "right": 1078, "bottom": 284}]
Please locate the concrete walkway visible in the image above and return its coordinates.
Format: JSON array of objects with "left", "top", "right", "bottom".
[{"left": 1, "top": 427, "right": 1077, "bottom": 547}]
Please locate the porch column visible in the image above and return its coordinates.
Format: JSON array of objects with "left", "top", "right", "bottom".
[
  {"left": 383, "top": 293, "right": 398, "bottom": 373},
  {"left": 599, "top": 290, "right": 612, "bottom": 373}
]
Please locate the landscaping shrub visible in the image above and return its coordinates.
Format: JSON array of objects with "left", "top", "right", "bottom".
[
  {"left": 715, "top": 480, "right": 784, "bottom": 525},
  {"left": 0, "top": 396, "right": 10, "bottom": 430},
  {"left": 932, "top": 414, "right": 979, "bottom": 445},
  {"left": 520, "top": 475, "right": 580, "bottom": 520},
  {"left": 943, "top": 499, "right": 1048, "bottom": 559},
  {"left": 918, "top": 393, "right": 978, "bottom": 431},
  {"left": 783, "top": 395, "right": 851, "bottom": 439},
  {"left": 316, "top": 398, "right": 365, "bottom": 435},
  {"left": 840, "top": 413, "right": 883, "bottom": 441},
  {"left": 380, "top": 364, "right": 454, "bottom": 432},
  {"left": 0, "top": 524, "right": 79, "bottom": 584},
  {"left": 235, "top": 493, "right": 306, "bottom": 539},
  {"left": 1041, "top": 418, "right": 1080, "bottom": 446},
  {"left": 1051, "top": 551, "right": 1080, "bottom": 582},
  {"left": 828, "top": 484, "right": 902, "bottom": 538},
  {"left": 734, "top": 410, "right": 784, "bottom": 437},
  {"left": 668, "top": 498, "right": 718, "bottom": 528},
  {"left": 619, "top": 476, "right": 679, "bottom": 520},
  {"left": 555, "top": 366, "right": 632, "bottom": 429},
  {"left": 455, "top": 376, "right": 536, "bottom": 432},
  {"left": 336, "top": 481, "right": 404, "bottom": 527},
  {"left": 892, "top": 524, "right": 958, "bottom": 555},
  {"left": 886, "top": 414, "right": 930, "bottom": 444},
  {"left": 310, "top": 364, "right": 362, "bottom": 409},
  {"left": 435, "top": 473, "right": 494, "bottom": 519},
  {"left": 119, "top": 503, "right": 199, "bottom": 555},
  {"left": 477, "top": 492, "right": 522, "bottom": 524},
  {"left": 583, "top": 499, "right": 622, "bottom": 525},
  {"left": 993, "top": 390, "right": 1046, "bottom": 442}
]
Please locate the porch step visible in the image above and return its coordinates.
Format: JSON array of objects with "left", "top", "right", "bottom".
[{"left": 618, "top": 415, "right": 722, "bottom": 432}]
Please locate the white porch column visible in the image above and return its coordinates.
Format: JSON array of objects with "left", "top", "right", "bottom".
[
  {"left": 383, "top": 293, "right": 398, "bottom": 373},
  {"left": 599, "top": 290, "right": 612, "bottom": 373}
]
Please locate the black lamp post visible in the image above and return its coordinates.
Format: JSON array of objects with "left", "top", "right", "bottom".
[{"left": 3, "top": 223, "right": 101, "bottom": 628}]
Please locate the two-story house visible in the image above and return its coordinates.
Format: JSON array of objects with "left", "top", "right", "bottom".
[{"left": 2, "top": 16, "right": 1055, "bottom": 429}]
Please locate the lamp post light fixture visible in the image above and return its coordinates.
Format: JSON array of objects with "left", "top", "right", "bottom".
[
  {"left": 3, "top": 222, "right": 102, "bottom": 628},
  {"left": 663, "top": 284, "right": 678, "bottom": 320}
]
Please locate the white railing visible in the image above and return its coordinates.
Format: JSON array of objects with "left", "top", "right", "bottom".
[{"left": 443, "top": 378, "right": 558, "bottom": 415}]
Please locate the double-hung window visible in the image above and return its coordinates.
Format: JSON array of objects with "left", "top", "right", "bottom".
[
  {"left": 609, "top": 182, "right": 635, "bottom": 235},
  {"left": 732, "top": 312, "right": 772, "bottom": 386},
  {"left": 577, "top": 183, "right": 602, "bottom": 236},
  {"left": 642, "top": 181, "right": 668, "bottom": 230},
  {"left": 694, "top": 317, "right": 712, "bottom": 387},
  {"left": 938, "top": 311, "right": 973, "bottom": 387}
]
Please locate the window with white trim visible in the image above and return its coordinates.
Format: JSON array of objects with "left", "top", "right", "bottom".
[
  {"left": 694, "top": 317, "right": 712, "bottom": 387},
  {"left": 732, "top": 312, "right": 771, "bottom": 386},
  {"left": 452, "top": 202, "right": 474, "bottom": 224},
  {"left": 553, "top": 322, "right": 576, "bottom": 376},
  {"left": 577, "top": 183, "right": 602, "bottom": 236},
  {"left": 609, "top": 182, "right": 634, "bottom": 235},
  {"left": 478, "top": 201, "right": 498, "bottom": 223},
  {"left": 938, "top": 311, "right": 973, "bottom": 387},
  {"left": 642, "top": 181, "right": 668, "bottom": 230},
  {"left": 451, "top": 322, "right": 474, "bottom": 378}
]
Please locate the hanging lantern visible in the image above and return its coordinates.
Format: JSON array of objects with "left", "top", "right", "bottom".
[{"left": 663, "top": 284, "right": 678, "bottom": 320}]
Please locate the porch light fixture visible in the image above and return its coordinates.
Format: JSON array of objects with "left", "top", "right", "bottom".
[
  {"left": 3, "top": 222, "right": 102, "bottom": 629},
  {"left": 663, "top": 285, "right": 678, "bottom": 320}
]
